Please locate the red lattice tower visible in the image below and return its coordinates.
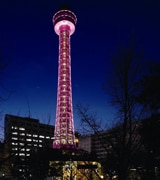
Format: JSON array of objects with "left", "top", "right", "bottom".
[{"left": 52, "top": 7, "right": 77, "bottom": 149}]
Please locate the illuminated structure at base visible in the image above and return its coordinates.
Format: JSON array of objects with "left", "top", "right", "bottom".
[{"left": 52, "top": 7, "right": 77, "bottom": 149}]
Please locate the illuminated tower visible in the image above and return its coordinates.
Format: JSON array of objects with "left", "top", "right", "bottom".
[{"left": 52, "top": 7, "right": 77, "bottom": 149}]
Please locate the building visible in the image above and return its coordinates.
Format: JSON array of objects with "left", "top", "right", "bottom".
[
  {"left": 4, "top": 114, "right": 54, "bottom": 178},
  {"left": 46, "top": 148, "right": 103, "bottom": 180},
  {"left": 91, "top": 131, "right": 110, "bottom": 161},
  {"left": 78, "top": 134, "right": 92, "bottom": 153},
  {"left": 78, "top": 132, "right": 108, "bottom": 161},
  {"left": 4, "top": 114, "right": 54, "bottom": 155},
  {"left": 52, "top": 6, "right": 77, "bottom": 149}
]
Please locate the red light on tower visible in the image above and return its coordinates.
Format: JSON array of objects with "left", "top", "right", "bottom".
[{"left": 52, "top": 7, "right": 77, "bottom": 149}]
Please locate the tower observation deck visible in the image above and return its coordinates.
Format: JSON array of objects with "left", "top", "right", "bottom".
[{"left": 52, "top": 7, "right": 77, "bottom": 149}]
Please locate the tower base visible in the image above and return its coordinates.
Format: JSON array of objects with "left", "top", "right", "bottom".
[{"left": 52, "top": 143, "right": 77, "bottom": 150}]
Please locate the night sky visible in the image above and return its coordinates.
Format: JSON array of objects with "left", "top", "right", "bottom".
[{"left": 0, "top": 0, "right": 160, "bottom": 138}]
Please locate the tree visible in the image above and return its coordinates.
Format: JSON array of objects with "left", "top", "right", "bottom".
[
  {"left": 76, "top": 104, "right": 110, "bottom": 179},
  {"left": 76, "top": 104, "right": 103, "bottom": 135},
  {"left": 77, "top": 39, "right": 148, "bottom": 180},
  {"left": 136, "top": 62, "right": 160, "bottom": 180},
  {"left": 0, "top": 46, "right": 13, "bottom": 175},
  {"left": 0, "top": 44, "right": 13, "bottom": 144},
  {"left": 105, "top": 41, "right": 147, "bottom": 180},
  {"left": 136, "top": 62, "right": 160, "bottom": 115}
]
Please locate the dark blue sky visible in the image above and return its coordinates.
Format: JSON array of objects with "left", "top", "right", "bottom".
[{"left": 0, "top": 0, "right": 160, "bottom": 137}]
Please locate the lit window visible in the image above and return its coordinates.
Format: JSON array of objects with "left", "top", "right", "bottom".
[
  {"left": 12, "top": 132, "right": 18, "bottom": 135},
  {"left": 19, "top": 143, "right": 24, "bottom": 146},
  {"left": 20, "top": 133, "right": 25, "bottom": 136},
  {"left": 12, "top": 142, "right": 18, "bottom": 145},
  {"left": 33, "top": 139, "right": 38, "bottom": 142},
  {"left": 12, "top": 137, "right": 18, "bottom": 140},
  {"left": 19, "top": 153, "right": 25, "bottom": 156},
  {"left": 39, "top": 135, "right": 44, "bottom": 138},
  {"left": 19, "top": 127, "right": 25, "bottom": 131},
  {"left": 12, "top": 126, "right": 18, "bottom": 129},
  {"left": 33, "top": 134, "right": 38, "bottom": 137}
]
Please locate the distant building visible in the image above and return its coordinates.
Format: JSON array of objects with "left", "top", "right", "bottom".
[
  {"left": 78, "top": 132, "right": 108, "bottom": 161},
  {"left": 78, "top": 134, "right": 92, "bottom": 153},
  {"left": 91, "top": 131, "right": 109, "bottom": 161},
  {"left": 4, "top": 114, "right": 54, "bottom": 156},
  {"left": 78, "top": 122, "right": 145, "bottom": 162},
  {"left": 3, "top": 114, "right": 54, "bottom": 177}
]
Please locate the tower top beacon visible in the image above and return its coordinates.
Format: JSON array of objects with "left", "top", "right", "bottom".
[{"left": 53, "top": 6, "right": 77, "bottom": 35}]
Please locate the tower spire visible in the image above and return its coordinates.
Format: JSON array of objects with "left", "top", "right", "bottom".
[{"left": 52, "top": 7, "right": 77, "bottom": 149}]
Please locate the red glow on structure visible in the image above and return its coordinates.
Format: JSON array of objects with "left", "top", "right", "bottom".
[{"left": 52, "top": 9, "right": 77, "bottom": 149}]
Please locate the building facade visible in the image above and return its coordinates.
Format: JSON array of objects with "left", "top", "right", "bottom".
[
  {"left": 4, "top": 114, "right": 54, "bottom": 177},
  {"left": 78, "top": 132, "right": 108, "bottom": 161},
  {"left": 78, "top": 134, "right": 92, "bottom": 153},
  {"left": 4, "top": 114, "right": 54, "bottom": 156}
]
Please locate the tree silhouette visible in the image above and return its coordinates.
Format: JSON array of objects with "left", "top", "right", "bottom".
[
  {"left": 137, "top": 62, "right": 160, "bottom": 115},
  {"left": 0, "top": 45, "right": 13, "bottom": 175},
  {"left": 77, "top": 38, "right": 150, "bottom": 180},
  {"left": 136, "top": 62, "right": 160, "bottom": 180}
]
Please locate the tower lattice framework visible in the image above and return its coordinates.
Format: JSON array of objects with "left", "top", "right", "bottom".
[{"left": 52, "top": 7, "right": 77, "bottom": 149}]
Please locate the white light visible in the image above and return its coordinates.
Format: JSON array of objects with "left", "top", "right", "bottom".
[
  {"left": 33, "top": 134, "right": 38, "bottom": 137},
  {"left": 19, "top": 153, "right": 25, "bottom": 156},
  {"left": 54, "top": 20, "right": 75, "bottom": 35},
  {"left": 12, "top": 132, "right": 18, "bottom": 135},
  {"left": 19, "top": 127, "right": 25, "bottom": 131},
  {"left": 39, "top": 135, "right": 44, "bottom": 138},
  {"left": 20, "top": 133, "right": 25, "bottom": 136},
  {"left": 19, "top": 143, "right": 24, "bottom": 146},
  {"left": 12, "top": 137, "right": 18, "bottom": 140}
]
